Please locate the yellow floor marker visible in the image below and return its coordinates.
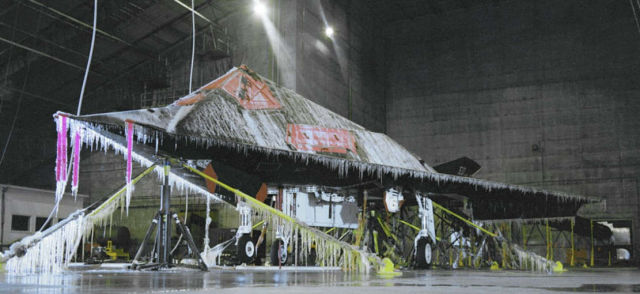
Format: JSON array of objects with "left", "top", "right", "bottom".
[
  {"left": 377, "top": 258, "right": 401, "bottom": 277},
  {"left": 553, "top": 261, "right": 566, "bottom": 272},
  {"left": 490, "top": 261, "right": 500, "bottom": 271}
]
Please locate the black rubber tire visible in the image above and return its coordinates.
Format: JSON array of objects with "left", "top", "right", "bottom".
[
  {"left": 237, "top": 234, "right": 255, "bottom": 264},
  {"left": 270, "top": 239, "right": 287, "bottom": 265},
  {"left": 415, "top": 237, "right": 433, "bottom": 269}
]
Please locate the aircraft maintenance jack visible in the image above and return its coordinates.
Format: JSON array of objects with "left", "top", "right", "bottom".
[{"left": 130, "top": 159, "right": 207, "bottom": 271}]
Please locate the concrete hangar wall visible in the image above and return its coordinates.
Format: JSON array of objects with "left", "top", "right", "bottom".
[{"left": 381, "top": 0, "right": 640, "bottom": 263}]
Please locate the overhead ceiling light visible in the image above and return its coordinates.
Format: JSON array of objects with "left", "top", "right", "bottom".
[
  {"left": 254, "top": 1, "right": 267, "bottom": 17},
  {"left": 324, "top": 26, "right": 334, "bottom": 38}
]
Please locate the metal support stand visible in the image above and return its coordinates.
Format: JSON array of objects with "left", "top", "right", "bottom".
[
  {"left": 161, "top": 162, "right": 171, "bottom": 265},
  {"left": 173, "top": 213, "right": 207, "bottom": 270},
  {"left": 132, "top": 212, "right": 159, "bottom": 265},
  {"left": 130, "top": 159, "right": 207, "bottom": 271}
]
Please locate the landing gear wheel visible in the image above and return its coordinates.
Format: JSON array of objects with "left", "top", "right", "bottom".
[
  {"left": 237, "top": 234, "right": 255, "bottom": 264},
  {"left": 415, "top": 237, "right": 433, "bottom": 269},
  {"left": 270, "top": 239, "right": 287, "bottom": 265}
]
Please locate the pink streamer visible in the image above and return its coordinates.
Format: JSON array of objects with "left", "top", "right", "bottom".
[
  {"left": 55, "top": 115, "right": 68, "bottom": 203},
  {"left": 56, "top": 123, "right": 61, "bottom": 181},
  {"left": 61, "top": 116, "right": 67, "bottom": 182},
  {"left": 71, "top": 128, "right": 82, "bottom": 198},
  {"left": 126, "top": 121, "right": 133, "bottom": 185}
]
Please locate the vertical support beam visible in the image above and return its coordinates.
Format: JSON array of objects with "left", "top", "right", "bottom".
[
  {"left": 549, "top": 225, "right": 554, "bottom": 261},
  {"left": 590, "top": 219, "right": 595, "bottom": 267},
  {"left": 458, "top": 232, "right": 464, "bottom": 267},
  {"left": 501, "top": 232, "right": 506, "bottom": 270},
  {"left": 355, "top": 190, "right": 367, "bottom": 247},
  {"left": 1, "top": 186, "right": 7, "bottom": 247},
  {"left": 156, "top": 203, "right": 164, "bottom": 263},
  {"left": 570, "top": 218, "right": 575, "bottom": 267},
  {"left": 161, "top": 158, "right": 172, "bottom": 265},
  {"left": 468, "top": 233, "right": 473, "bottom": 267},
  {"left": 435, "top": 210, "right": 440, "bottom": 266},
  {"left": 373, "top": 230, "right": 379, "bottom": 255},
  {"left": 545, "top": 219, "right": 550, "bottom": 260},
  {"left": 434, "top": 206, "right": 440, "bottom": 243},
  {"left": 522, "top": 223, "right": 527, "bottom": 250}
]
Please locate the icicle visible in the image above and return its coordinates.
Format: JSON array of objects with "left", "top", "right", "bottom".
[
  {"left": 6, "top": 214, "right": 85, "bottom": 274},
  {"left": 68, "top": 119, "right": 380, "bottom": 272},
  {"left": 71, "top": 126, "right": 83, "bottom": 199},
  {"left": 203, "top": 239, "right": 233, "bottom": 267},
  {"left": 184, "top": 191, "right": 189, "bottom": 223},
  {"left": 124, "top": 121, "right": 134, "bottom": 214},
  {"left": 510, "top": 244, "right": 554, "bottom": 273},
  {"left": 55, "top": 115, "right": 69, "bottom": 204},
  {"left": 203, "top": 197, "right": 211, "bottom": 258}
]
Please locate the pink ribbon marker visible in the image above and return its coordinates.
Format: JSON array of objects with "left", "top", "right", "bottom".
[
  {"left": 55, "top": 114, "right": 68, "bottom": 204},
  {"left": 126, "top": 121, "right": 133, "bottom": 185},
  {"left": 60, "top": 115, "right": 67, "bottom": 183},
  {"left": 71, "top": 128, "right": 82, "bottom": 197}
]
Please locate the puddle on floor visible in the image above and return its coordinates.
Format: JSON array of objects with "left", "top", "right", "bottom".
[
  {"left": 0, "top": 268, "right": 638, "bottom": 293},
  {"left": 546, "top": 284, "right": 640, "bottom": 292}
]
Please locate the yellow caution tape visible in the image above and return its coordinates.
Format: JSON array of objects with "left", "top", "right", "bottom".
[
  {"left": 431, "top": 201, "right": 497, "bottom": 238},
  {"left": 398, "top": 219, "right": 420, "bottom": 231},
  {"left": 252, "top": 220, "right": 265, "bottom": 229},
  {"left": 181, "top": 161, "right": 298, "bottom": 223}
]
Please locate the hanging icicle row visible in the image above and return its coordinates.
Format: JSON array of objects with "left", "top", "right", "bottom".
[
  {"left": 204, "top": 196, "right": 211, "bottom": 250},
  {"left": 201, "top": 196, "right": 217, "bottom": 265},
  {"left": 4, "top": 165, "right": 157, "bottom": 274},
  {"left": 71, "top": 125, "right": 83, "bottom": 199},
  {"left": 55, "top": 115, "right": 69, "bottom": 204},
  {"left": 125, "top": 120, "right": 134, "bottom": 214},
  {"left": 6, "top": 213, "right": 85, "bottom": 274},
  {"left": 181, "top": 162, "right": 379, "bottom": 273},
  {"left": 54, "top": 119, "right": 376, "bottom": 272}
]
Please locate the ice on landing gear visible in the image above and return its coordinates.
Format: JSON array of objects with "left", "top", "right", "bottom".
[
  {"left": 415, "top": 237, "right": 433, "bottom": 268},
  {"left": 270, "top": 239, "right": 288, "bottom": 265},
  {"left": 235, "top": 202, "right": 255, "bottom": 265},
  {"left": 237, "top": 234, "right": 255, "bottom": 264},
  {"left": 414, "top": 193, "right": 436, "bottom": 269}
]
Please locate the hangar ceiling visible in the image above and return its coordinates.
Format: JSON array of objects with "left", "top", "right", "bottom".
[{"left": 0, "top": 0, "right": 506, "bottom": 186}]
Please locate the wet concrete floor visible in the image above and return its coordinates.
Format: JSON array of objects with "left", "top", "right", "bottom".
[{"left": 0, "top": 267, "right": 638, "bottom": 293}]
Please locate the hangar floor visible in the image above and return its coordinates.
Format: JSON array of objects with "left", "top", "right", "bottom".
[{"left": 0, "top": 267, "right": 638, "bottom": 293}]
